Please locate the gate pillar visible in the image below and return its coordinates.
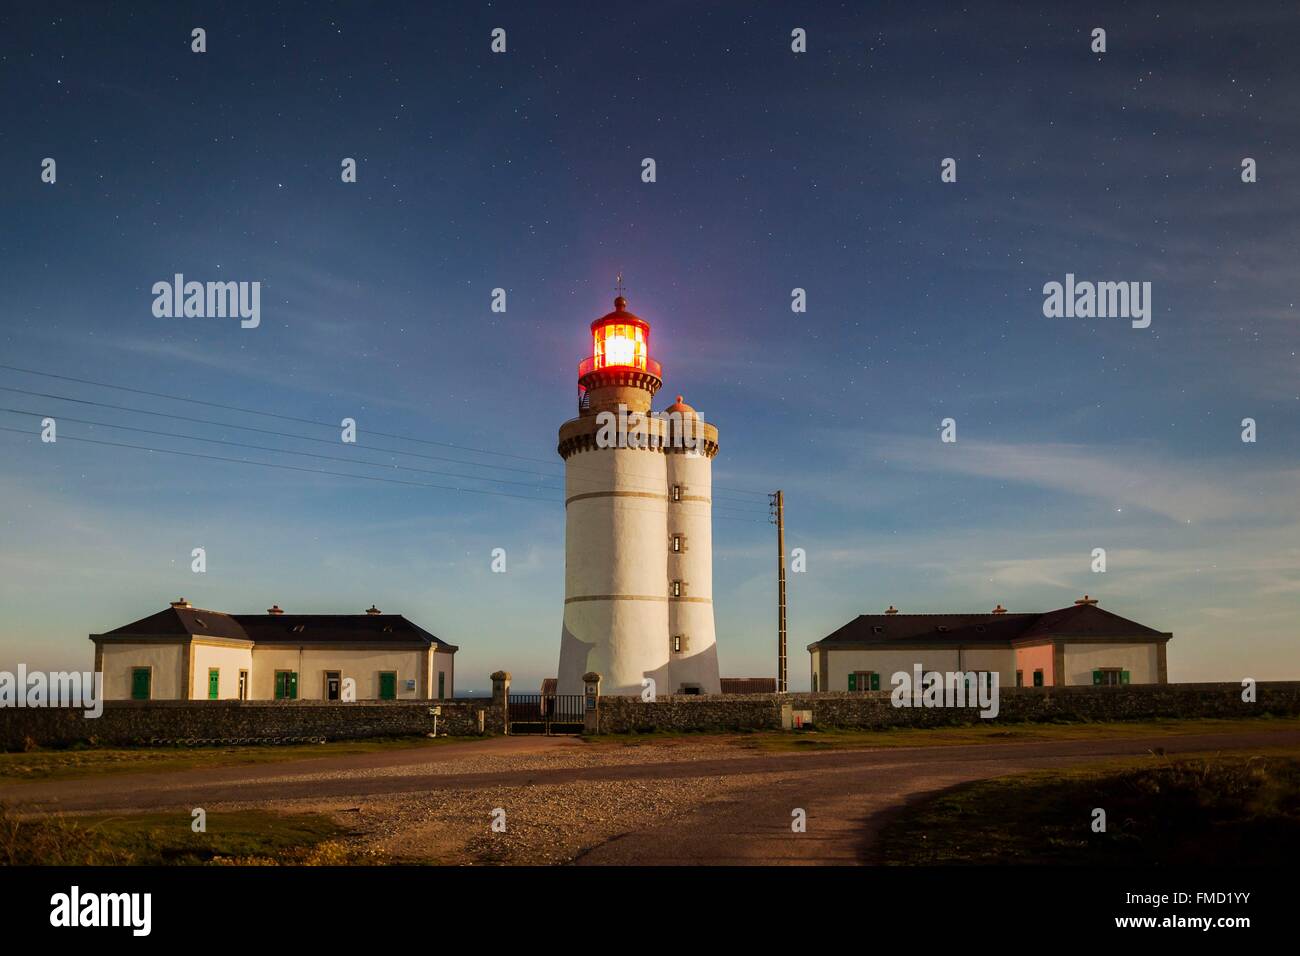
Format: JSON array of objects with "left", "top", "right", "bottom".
[
  {"left": 491, "top": 670, "right": 511, "bottom": 734},
  {"left": 582, "top": 671, "right": 602, "bottom": 735}
]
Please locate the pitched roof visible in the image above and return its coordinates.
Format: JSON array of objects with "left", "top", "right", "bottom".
[
  {"left": 1016, "top": 603, "right": 1167, "bottom": 640},
  {"left": 100, "top": 605, "right": 251, "bottom": 641},
  {"left": 97, "top": 606, "right": 457, "bottom": 650},
  {"left": 810, "top": 603, "right": 1167, "bottom": 650},
  {"left": 234, "top": 613, "right": 455, "bottom": 649}
]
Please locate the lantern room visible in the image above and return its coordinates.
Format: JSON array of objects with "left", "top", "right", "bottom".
[
  {"left": 583, "top": 296, "right": 660, "bottom": 374},
  {"left": 576, "top": 295, "right": 663, "bottom": 414}
]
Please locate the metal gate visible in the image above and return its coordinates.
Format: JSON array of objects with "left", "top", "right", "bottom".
[{"left": 507, "top": 694, "right": 586, "bottom": 735}]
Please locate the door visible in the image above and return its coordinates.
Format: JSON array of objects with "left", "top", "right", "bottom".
[
  {"left": 238, "top": 670, "right": 248, "bottom": 700},
  {"left": 379, "top": 672, "right": 397, "bottom": 700},
  {"left": 437, "top": 671, "right": 445, "bottom": 700},
  {"left": 275, "top": 670, "right": 298, "bottom": 700},
  {"left": 130, "top": 667, "right": 151, "bottom": 700},
  {"left": 325, "top": 672, "right": 341, "bottom": 701},
  {"left": 207, "top": 668, "right": 220, "bottom": 699}
]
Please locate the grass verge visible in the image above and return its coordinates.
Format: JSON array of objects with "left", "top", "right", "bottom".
[
  {"left": 746, "top": 716, "right": 1300, "bottom": 753},
  {"left": 0, "top": 735, "right": 459, "bottom": 784},
  {"left": 877, "top": 747, "right": 1300, "bottom": 865},
  {"left": 585, "top": 715, "right": 1300, "bottom": 753},
  {"left": 0, "top": 805, "right": 375, "bottom": 865}
]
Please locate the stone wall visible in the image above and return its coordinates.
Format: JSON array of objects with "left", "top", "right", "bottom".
[
  {"left": 0, "top": 699, "right": 501, "bottom": 751},
  {"left": 593, "top": 682, "right": 1300, "bottom": 734},
  {"left": 5, "top": 682, "right": 1297, "bottom": 750}
]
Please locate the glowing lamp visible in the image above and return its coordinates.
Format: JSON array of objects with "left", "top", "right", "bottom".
[{"left": 591, "top": 296, "right": 649, "bottom": 371}]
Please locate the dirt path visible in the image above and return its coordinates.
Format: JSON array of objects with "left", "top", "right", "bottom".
[{"left": 6, "top": 727, "right": 1297, "bottom": 864}]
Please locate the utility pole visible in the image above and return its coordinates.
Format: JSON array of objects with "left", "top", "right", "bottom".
[{"left": 770, "top": 490, "right": 787, "bottom": 693}]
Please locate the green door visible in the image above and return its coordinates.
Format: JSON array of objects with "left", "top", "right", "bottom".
[
  {"left": 207, "top": 668, "right": 220, "bottom": 699},
  {"left": 130, "top": 667, "right": 151, "bottom": 700},
  {"left": 379, "top": 672, "right": 397, "bottom": 700},
  {"left": 275, "top": 671, "right": 298, "bottom": 700}
]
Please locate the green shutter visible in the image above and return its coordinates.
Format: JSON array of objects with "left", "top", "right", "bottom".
[
  {"left": 131, "top": 668, "right": 151, "bottom": 700},
  {"left": 847, "top": 673, "right": 856, "bottom": 692},
  {"left": 275, "top": 671, "right": 298, "bottom": 700},
  {"left": 380, "top": 672, "right": 397, "bottom": 700},
  {"left": 208, "top": 668, "right": 220, "bottom": 699},
  {"left": 1121, "top": 670, "right": 1131, "bottom": 685},
  {"left": 870, "top": 672, "right": 880, "bottom": 691},
  {"left": 1092, "top": 670, "right": 1103, "bottom": 685}
]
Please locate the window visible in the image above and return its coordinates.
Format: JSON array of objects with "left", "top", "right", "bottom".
[
  {"left": 238, "top": 670, "right": 248, "bottom": 700},
  {"left": 379, "top": 671, "right": 398, "bottom": 700},
  {"left": 671, "top": 580, "right": 682, "bottom": 597},
  {"left": 671, "top": 484, "right": 681, "bottom": 502},
  {"left": 130, "top": 667, "right": 151, "bottom": 701},
  {"left": 438, "top": 671, "right": 446, "bottom": 699},
  {"left": 274, "top": 670, "right": 298, "bottom": 700},
  {"left": 812, "top": 673, "right": 819, "bottom": 692},
  {"left": 671, "top": 534, "right": 683, "bottom": 553},
  {"left": 207, "top": 668, "right": 220, "bottom": 700},
  {"left": 325, "top": 671, "right": 342, "bottom": 701},
  {"left": 1033, "top": 669, "right": 1044, "bottom": 687},
  {"left": 848, "top": 671, "right": 880, "bottom": 692},
  {"left": 672, "top": 634, "right": 688, "bottom": 654},
  {"left": 1015, "top": 670, "right": 1023, "bottom": 688},
  {"left": 1093, "top": 668, "right": 1129, "bottom": 687}
]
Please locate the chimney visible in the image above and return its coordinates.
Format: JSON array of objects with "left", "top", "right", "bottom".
[
  {"left": 885, "top": 605, "right": 899, "bottom": 615},
  {"left": 1074, "top": 595, "right": 1099, "bottom": 606},
  {"left": 267, "top": 605, "right": 284, "bottom": 615},
  {"left": 170, "top": 598, "right": 192, "bottom": 609},
  {"left": 365, "top": 605, "right": 382, "bottom": 616},
  {"left": 992, "top": 604, "right": 1007, "bottom": 614}
]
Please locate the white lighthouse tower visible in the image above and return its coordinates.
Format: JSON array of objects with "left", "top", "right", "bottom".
[{"left": 556, "top": 294, "right": 721, "bottom": 696}]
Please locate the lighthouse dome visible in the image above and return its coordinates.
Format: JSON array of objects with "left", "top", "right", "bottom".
[{"left": 665, "top": 395, "right": 697, "bottom": 416}]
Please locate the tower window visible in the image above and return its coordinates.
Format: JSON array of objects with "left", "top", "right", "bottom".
[
  {"left": 671, "top": 484, "right": 681, "bottom": 502},
  {"left": 672, "top": 534, "right": 683, "bottom": 552},
  {"left": 672, "top": 634, "right": 684, "bottom": 653},
  {"left": 671, "top": 580, "right": 683, "bottom": 597}
]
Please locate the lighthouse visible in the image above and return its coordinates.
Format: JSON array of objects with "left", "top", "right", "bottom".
[{"left": 556, "top": 294, "right": 721, "bottom": 696}]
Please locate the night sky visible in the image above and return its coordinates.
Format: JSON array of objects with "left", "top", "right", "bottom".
[{"left": 1, "top": 2, "right": 1296, "bottom": 688}]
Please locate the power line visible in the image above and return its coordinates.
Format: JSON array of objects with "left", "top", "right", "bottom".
[
  {"left": 0, "top": 364, "right": 773, "bottom": 500},
  {"left": 0, "top": 405, "right": 767, "bottom": 520},
  {"left": 0, "top": 382, "right": 769, "bottom": 515},
  {"left": 0, "top": 383, "right": 771, "bottom": 513},
  {"left": 0, "top": 425, "right": 771, "bottom": 524}
]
